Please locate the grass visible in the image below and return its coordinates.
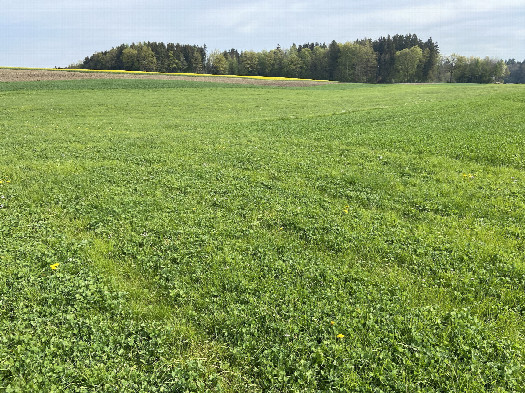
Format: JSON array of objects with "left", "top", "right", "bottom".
[{"left": 1, "top": 79, "right": 524, "bottom": 392}]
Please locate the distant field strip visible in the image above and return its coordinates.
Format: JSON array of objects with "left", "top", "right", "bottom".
[
  {"left": 0, "top": 79, "right": 524, "bottom": 392},
  {"left": 0, "top": 66, "right": 331, "bottom": 83}
]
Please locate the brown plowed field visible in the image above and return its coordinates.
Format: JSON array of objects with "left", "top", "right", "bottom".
[{"left": 0, "top": 68, "right": 330, "bottom": 86}]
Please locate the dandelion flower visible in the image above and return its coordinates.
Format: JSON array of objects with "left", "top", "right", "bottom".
[
  {"left": 337, "top": 333, "right": 344, "bottom": 339},
  {"left": 50, "top": 263, "right": 59, "bottom": 270},
  {"left": 330, "top": 321, "right": 335, "bottom": 325}
]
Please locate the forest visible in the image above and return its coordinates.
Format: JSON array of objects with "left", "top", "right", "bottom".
[{"left": 71, "top": 34, "right": 519, "bottom": 83}]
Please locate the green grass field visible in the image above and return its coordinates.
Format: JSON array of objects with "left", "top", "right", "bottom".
[{"left": 1, "top": 79, "right": 524, "bottom": 392}]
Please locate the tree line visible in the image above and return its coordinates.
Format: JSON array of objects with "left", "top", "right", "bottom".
[
  {"left": 75, "top": 42, "right": 206, "bottom": 74},
  {"left": 439, "top": 55, "right": 511, "bottom": 83},
  {"left": 70, "top": 34, "right": 515, "bottom": 83}
]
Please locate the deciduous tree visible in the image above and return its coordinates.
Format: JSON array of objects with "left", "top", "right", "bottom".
[
  {"left": 208, "top": 50, "right": 228, "bottom": 75},
  {"left": 395, "top": 46, "right": 423, "bottom": 82},
  {"left": 239, "top": 51, "right": 259, "bottom": 75},
  {"left": 122, "top": 47, "right": 139, "bottom": 71}
]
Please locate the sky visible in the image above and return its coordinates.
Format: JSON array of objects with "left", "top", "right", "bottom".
[{"left": 1, "top": 0, "right": 524, "bottom": 68}]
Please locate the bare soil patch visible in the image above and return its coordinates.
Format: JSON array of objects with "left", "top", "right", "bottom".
[{"left": 0, "top": 68, "right": 330, "bottom": 87}]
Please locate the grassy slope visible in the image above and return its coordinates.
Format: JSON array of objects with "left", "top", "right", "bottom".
[{"left": 1, "top": 80, "right": 524, "bottom": 391}]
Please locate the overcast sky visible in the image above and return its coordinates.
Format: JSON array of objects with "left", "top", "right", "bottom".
[{"left": 1, "top": 0, "right": 524, "bottom": 68}]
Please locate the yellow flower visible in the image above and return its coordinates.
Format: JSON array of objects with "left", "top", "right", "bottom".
[
  {"left": 50, "top": 263, "right": 59, "bottom": 270},
  {"left": 330, "top": 321, "right": 335, "bottom": 325},
  {"left": 337, "top": 333, "right": 344, "bottom": 339}
]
